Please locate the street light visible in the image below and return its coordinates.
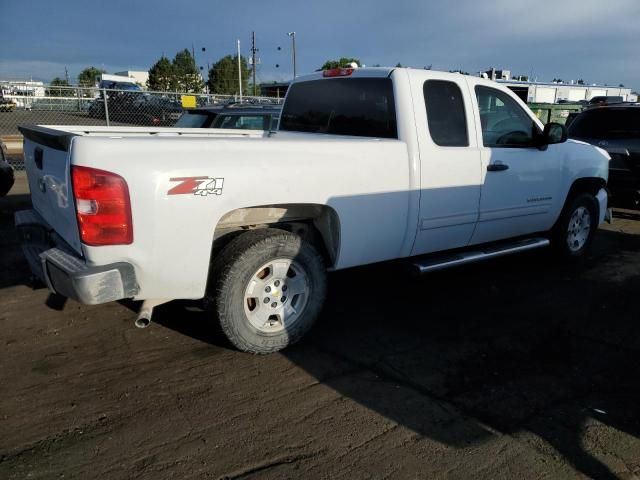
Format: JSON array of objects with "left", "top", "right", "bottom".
[{"left": 287, "top": 32, "right": 297, "bottom": 79}]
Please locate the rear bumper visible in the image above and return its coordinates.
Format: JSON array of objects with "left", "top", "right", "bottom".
[{"left": 15, "top": 209, "right": 139, "bottom": 305}]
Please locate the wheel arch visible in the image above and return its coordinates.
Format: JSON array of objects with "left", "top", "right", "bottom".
[
  {"left": 553, "top": 176, "right": 606, "bottom": 228},
  {"left": 567, "top": 177, "right": 607, "bottom": 199},
  {"left": 211, "top": 203, "right": 341, "bottom": 268},
  {"left": 566, "top": 177, "right": 606, "bottom": 218}
]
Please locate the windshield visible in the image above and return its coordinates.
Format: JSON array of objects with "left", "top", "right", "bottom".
[
  {"left": 280, "top": 78, "right": 397, "bottom": 138},
  {"left": 568, "top": 108, "right": 640, "bottom": 139},
  {"left": 174, "top": 112, "right": 213, "bottom": 128}
]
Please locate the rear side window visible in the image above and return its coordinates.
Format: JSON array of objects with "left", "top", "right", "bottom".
[
  {"left": 423, "top": 80, "right": 468, "bottom": 146},
  {"left": 568, "top": 108, "right": 640, "bottom": 140},
  {"left": 280, "top": 78, "right": 397, "bottom": 138}
]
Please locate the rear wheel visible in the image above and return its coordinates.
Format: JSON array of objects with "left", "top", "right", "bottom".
[
  {"left": 552, "top": 193, "right": 598, "bottom": 258},
  {"left": 212, "top": 229, "right": 327, "bottom": 354}
]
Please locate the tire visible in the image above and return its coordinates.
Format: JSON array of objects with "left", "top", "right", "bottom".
[
  {"left": 211, "top": 228, "right": 327, "bottom": 354},
  {"left": 551, "top": 192, "right": 598, "bottom": 258}
]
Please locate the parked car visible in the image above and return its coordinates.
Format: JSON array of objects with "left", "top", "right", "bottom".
[
  {"left": 588, "top": 96, "right": 624, "bottom": 107},
  {"left": 16, "top": 67, "right": 609, "bottom": 354},
  {"left": 129, "top": 94, "right": 183, "bottom": 126},
  {"left": 0, "top": 141, "right": 15, "bottom": 196},
  {"left": 88, "top": 91, "right": 182, "bottom": 126},
  {"left": 565, "top": 111, "right": 581, "bottom": 127},
  {"left": 87, "top": 85, "right": 143, "bottom": 119},
  {"left": 174, "top": 104, "right": 281, "bottom": 130},
  {"left": 568, "top": 104, "right": 640, "bottom": 207}
]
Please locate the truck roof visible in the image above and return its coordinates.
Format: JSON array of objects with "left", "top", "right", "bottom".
[
  {"left": 292, "top": 66, "right": 494, "bottom": 86},
  {"left": 292, "top": 67, "right": 395, "bottom": 83}
]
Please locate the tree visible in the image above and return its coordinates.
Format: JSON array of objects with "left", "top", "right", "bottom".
[
  {"left": 78, "top": 66, "right": 106, "bottom": 87},
  {"left": 147, "top": 56, "right": 175, "bottom": 91},
  {"left": 577, "top": 79, "right": 585, "bottom": 85},
  {"left": 208, "top": 55, "right": 250, "bottom": 95},
  {"left": 47, "top": 77, "right": 70, "bottom": 97},
  {"left": 318, "top": 58, "right": 362, "bottom": 70},
  {"left": 619, "top": 83, "right": 625, "bottom": 88},
  {"left": 395, "top": 63, "right": 403, "bottom": 67},
  {"left": 173, "top": 49, "right": 204, "bottom": 93}
]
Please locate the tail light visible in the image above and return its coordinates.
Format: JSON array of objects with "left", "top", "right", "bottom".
[
  {"left": 71, "top": 165, "right": 133, "bottom": 245},
  {"left": 323, "top": 67, "right": 354, "bottom": 77}
]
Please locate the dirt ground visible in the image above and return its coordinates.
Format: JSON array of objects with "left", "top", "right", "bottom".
[{"left": 1, "top": 174, "right": 640, "bottom": 479}]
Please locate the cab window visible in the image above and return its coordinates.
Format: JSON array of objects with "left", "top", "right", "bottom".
[
  {"left": 475, "top": 86, "right": 539, "bottom": 147},
  {"left": 423, "top": 80, "right": 468, "bottom": 147}
]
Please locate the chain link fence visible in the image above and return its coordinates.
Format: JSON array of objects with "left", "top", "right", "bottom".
[{"left": 0, "top": 85, "right": 283, "bottom": 170}]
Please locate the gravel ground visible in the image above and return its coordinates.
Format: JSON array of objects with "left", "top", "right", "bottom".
[{"left": 1, "top": 175, "right": 640, "bottom": 479}]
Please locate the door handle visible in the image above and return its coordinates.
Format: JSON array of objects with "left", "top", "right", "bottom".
[{"left": 487, "top": 163, "right": 509, "bottom": 172}]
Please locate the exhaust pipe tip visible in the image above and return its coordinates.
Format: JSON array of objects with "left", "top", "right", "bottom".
[
  {"left": 135, "top": 316, "right": 151, "bottom": 328},
  {"left": 134, "top": 299, "right": 171, "bottom": 329}
]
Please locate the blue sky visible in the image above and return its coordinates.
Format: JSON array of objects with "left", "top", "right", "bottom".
[{"left": 1, "top": 0, "right": 639, "bottom": 90}]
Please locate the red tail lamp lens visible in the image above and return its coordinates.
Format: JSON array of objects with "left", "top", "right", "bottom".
[{"left": 71, "top": 165, "right": 133, "bottom": 245}]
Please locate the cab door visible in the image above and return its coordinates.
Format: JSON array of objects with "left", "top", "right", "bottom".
[
  {"left": 410, "top": 73, "right": 482, "bottom": 256},
  {"left": 469, "top": 85, "right": 562, "bottom": 245}
]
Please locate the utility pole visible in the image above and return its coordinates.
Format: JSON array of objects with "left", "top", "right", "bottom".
[
  {"left": 287, "top": 32, "right": 297, "bottom": 79},
  {"left": 237, "top": 40, "right": 243, "bottom": 102},
  {"left": 251, "top": 31, "right": 258, "bottom": 96},
  {"left": 64, "top": 66, "right": 69, "bottom": 84},
  {"left": 197, "top": 47, "right": 209, "bottom": 94}
]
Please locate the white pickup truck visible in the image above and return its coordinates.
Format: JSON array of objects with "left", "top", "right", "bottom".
[{"left": 16, "top": 67, "right": 610, "bottom": 353}]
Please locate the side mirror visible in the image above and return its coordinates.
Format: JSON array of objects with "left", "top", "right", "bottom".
[{"left": 541, "top": 122, "right": 568, "bottom": 146}]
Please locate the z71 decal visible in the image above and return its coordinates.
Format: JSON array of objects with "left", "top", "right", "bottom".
[{"left": 168, "top": 176, "right": 225, "bottom": 196}]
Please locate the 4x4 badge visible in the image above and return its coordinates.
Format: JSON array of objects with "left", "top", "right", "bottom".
[{"left": 168, "top": 177, "right": 224, "bottom": 196}]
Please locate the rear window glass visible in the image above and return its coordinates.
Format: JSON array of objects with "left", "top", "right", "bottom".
[
  {"left": 423, "top": 80, "right": 468, "bottom": 147},
  {"left": 174, "top": 112, "right": 212, "bottom": 128},
  {"left": 213, "top": 115, "right": 266, "bottom": 130},
  {"left": 568, "top": 108, "right": 640, "bottom": 139},
  {"left": 280, "top": 78, "right": 397, "bottom": 139}
]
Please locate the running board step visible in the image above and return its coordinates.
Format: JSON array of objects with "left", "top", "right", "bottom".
[{"left": 412, "top": 237, "right": 550, "bottom": 274}]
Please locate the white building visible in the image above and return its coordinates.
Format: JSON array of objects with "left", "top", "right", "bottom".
[
  {"left": 114, "top": 70, "right": 149, "bottom": 87},
  {"left": 0, "top": 80, "right": 46, "bottom": 97},
  {"left": 483, "top": 67, "right": 634, "bottom": 103},
  {"left": 499, "top": 80, "right": 633, "bottom": 104},
  {"left": 0, "top": 80, "right": 46, "bottom": 108}
]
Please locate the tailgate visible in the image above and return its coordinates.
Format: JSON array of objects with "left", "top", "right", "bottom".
[{"left": 19, "top": 126, "right": 83, "bottom": 254}]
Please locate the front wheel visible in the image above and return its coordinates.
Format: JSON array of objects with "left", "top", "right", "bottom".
[
  {"left": 551, "top": 193, "right": 598, "bottom": 258},
  {"left": 212, "top": 229, "right": 327, "bottom": 354}
]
